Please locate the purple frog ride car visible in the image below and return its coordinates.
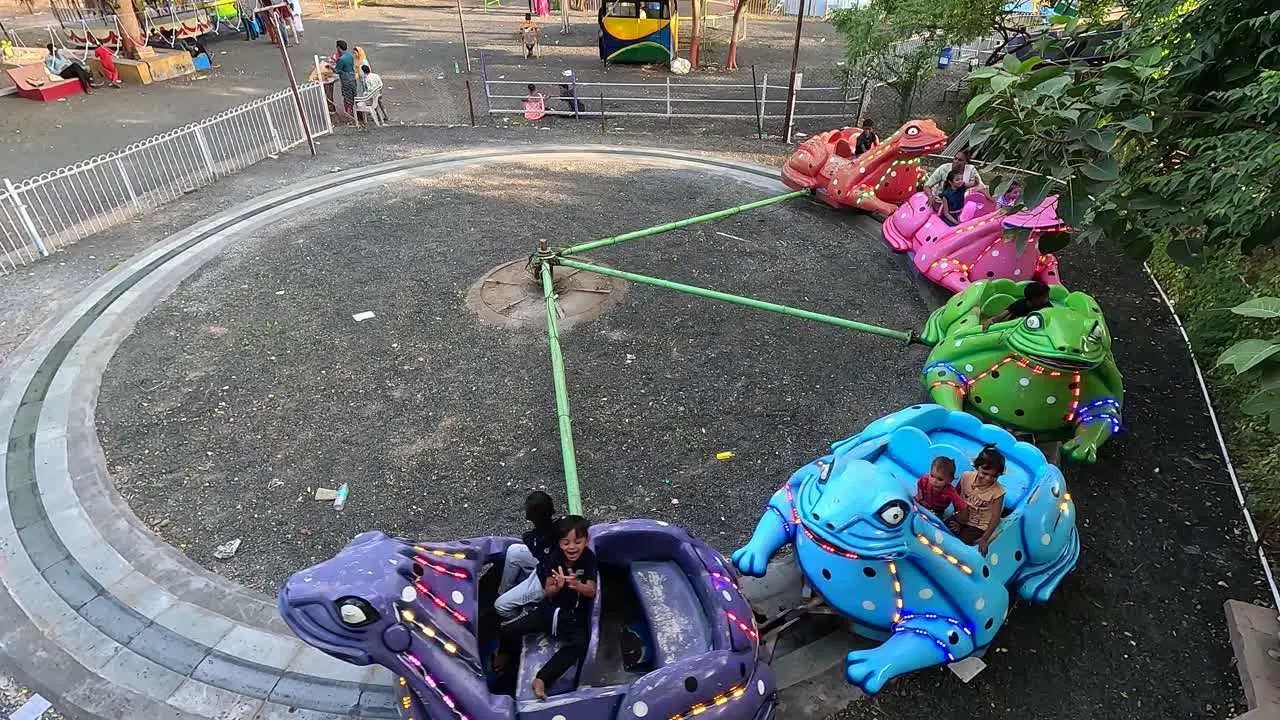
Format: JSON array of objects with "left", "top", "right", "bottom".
[{"left": 278, "top": 519, "right": 778, "bottom": 720}]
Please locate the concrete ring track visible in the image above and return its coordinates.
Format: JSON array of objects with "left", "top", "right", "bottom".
[{"left": 0, "top": 146, "right": 831, "bottom": 720}]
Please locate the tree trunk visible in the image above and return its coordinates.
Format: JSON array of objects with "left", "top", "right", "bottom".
[
  {"left": 689, "top": 0, "right": 702, "bottom": 68},
  {"left": 112, "top": 0, "right": 146, "bottom": 59},
  {"left": 725, "top": 0, "right": 749, "bottom": 70}
]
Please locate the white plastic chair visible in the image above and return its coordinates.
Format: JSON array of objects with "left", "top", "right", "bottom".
[{"left": 353, "top": 87, "right": 383, "bottom": 127}]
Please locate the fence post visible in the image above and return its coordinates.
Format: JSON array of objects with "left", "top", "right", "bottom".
[
  {"left": 465, "top": 80, "right": 476, "bottom": 126},
  {"left": 3, "top": 178, "right": 48, "bottom": 257},
  {"left": 665, "top": 77, "right": 671, "bottom": 119},
  {"left": 263, "top": 105, "right": 285, "bottom": 152},
  {"left": 751, "top": 64, "right": 763, "bottom": 140},
  {"left": 599, "top": 92, "right": 605, "bottom": 135},
  {"left": 759, "top": 72, "right": 768, "bottom": 129},
  {"left": 480, "top": 49, "right": 491, "bottom": 115},
  {"left": 194, "top": 126, "right": 218, "bottom": 177},
  {"left": 570, "top": 70, "right": 580, "bottom": 119},
  {"left": 783, "top": 71, "right": 802, "bottom": 141},
  {"left": 115, "top": 160, "right": 138, "bottom": 208}
]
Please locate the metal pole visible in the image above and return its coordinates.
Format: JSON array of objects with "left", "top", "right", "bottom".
[
  {"left": 782, "top": 0, "right": 806, "bottom": 144},
  {"left": 751, "top": 63, "right": 763, "bottom": 140},
  {"left": 599, "top": 91, "right": 605, "bottom": 135},
  {"left": 560, "top": 189, "right": 809, "bottom": 256},
  {"left": 570, "top": 70, "right": 580, "bottom": 119},
  {"left": 465, "top": 79, "right": 476, "bottom": 125},
  {"left": 456, "top": 0, "right": 471, "bottom": 72},
  {"left": 558, "top": 258, "right": 915, "bottom": 343},
  {"left": 3, "top": 178, "right": 47, "bottom": 257},
  {"left": 263, "top": 7, "right": 316, "bottom": 156},
  {"left": 540, "top": 261, "right": 583, "bottom": 515},
  {"left": 480, "top": 49, "right": 491, "bottom": 115}
]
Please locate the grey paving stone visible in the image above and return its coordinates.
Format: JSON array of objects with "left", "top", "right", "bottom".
[
  {"left": 127, "top": 622, "right": 212, "bottom": 676},
  {"left": 286, "top": 646, "right": 374, "bottom": 684},
  {"left": 192, "top": 651, "right": 284, "bottom": 698},
  {"left": 34, "top": 392, "right": 70, "bottom": 439},
  {"left": 7, "top": 483, "right": 43, "bottom": 533},
  {"left": 80, "top": 594, "right": 151, "bottom": 645},
  {"left": 167, "top": 678, "right": 265, "bottom": 720},
  {"left": 9, "top": 401, "right": 42, "bottom": 439},
  {"left": 43, "top": 609, "right": 125, "bottom": 673},
  {"left": 99, "top": 645, "right": 189, "bottom": 700},
  {"left": 214, "top": 625, "right": 304, "bottom": 670},
  {"left": 69, "top": 537, "right": 134, "bottom": 588},
  {"left": 356, "top": 684, "right": 401, "bottom": 719},
  {"left": 42, "top": 556, "right": 102, "bottom": 610},
  {"left": 253, "top": 702, "right": 349, "bottom": 720},
  {"left": 268, "top": 674, "right": 361, "bottom": 715},
  {"left": 155, "top": 600, "right": 236, "bottom": 648},
  {"left": 110, "top": 569, "right": 180, "bottom": 619},
  {"left": 16, "top": 521, "right": 68, "bottom": 572}
]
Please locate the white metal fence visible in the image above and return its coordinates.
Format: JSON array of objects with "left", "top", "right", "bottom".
[{"left": 0, "top": 81, "right": 332, "bottom": 275}]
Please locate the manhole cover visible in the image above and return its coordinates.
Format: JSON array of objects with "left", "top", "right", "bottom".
[{"left": 466, "top": 258, "right": 628, "bottom": 331}]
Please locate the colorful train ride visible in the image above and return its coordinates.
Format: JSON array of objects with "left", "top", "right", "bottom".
[{"left": 598, "top": 0, "right": 678, "bottom": 63}]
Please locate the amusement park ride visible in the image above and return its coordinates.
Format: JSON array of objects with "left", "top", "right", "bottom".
[{"left": 280, "top": 121, "right": 1124, "bottom": 719}]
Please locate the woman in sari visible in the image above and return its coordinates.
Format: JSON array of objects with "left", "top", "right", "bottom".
[
  {"left": 335, "top": 40, "right": 357, "bottom": 115},
  {"left": 532, "top": 0, "right": 550, "bottom": 17}
]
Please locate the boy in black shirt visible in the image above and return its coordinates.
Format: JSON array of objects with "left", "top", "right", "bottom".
[
  {"left": 982, "top": 281, "right": 1052, "bottom": 331},
  {"left": 498, "top": 515, "right": 597, "bottom": 699},
  {"left": 495, "top": 492, "right": 559, "bottom": 618}
]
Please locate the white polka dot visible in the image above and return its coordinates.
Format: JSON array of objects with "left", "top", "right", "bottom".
[
  {"left": 554, "top": 716, "right": 567, "bottom": 720},
  {"left": 989, "top": 406, "right": 1000, "bottom": 414},
  {"left": 919, "top": 588, "right": 934, "bottom": 600},
  {"left": 940, "top": 262, "right": 949, "bottom": 269},
  {"left": 757, "top": 679, "right": 766, "bottom": 695},
  {"left": 975, "top": 597, "right": 986, "bottom": 610},
  {"left": 1045, "top": 396, "right": 1057, "bottom": 405},
  {"left": 932, "top": 532, "right": 942, "bottom": 545},
  {"left": 451, "top": 590, "right": 464, "bottom": 605},
  {"left": 400, "top": 586, "right": 417, "bottom": 603},
  {"left": 1019, "top": 378, "right": 1030, "bottom": 386},
  {"left": 989, "top": 553, "right": 999, "bottom": 566},
  {"left": 1041, "top": 533, "right": 1052, "bottom": 545},
  {"left": 885, "top": 417, "right": 895, "bottom": 424},
  {"left": 964, "top": 364, "right": 974, "bottom": 372},
  {"left": 1013, "top": 268, "right": 1022, "bottom": 276},
  {"left": 920, "top": 253, "right": 929, "bottom": 261},
  {"left": 862, "top": 600, "right": 876, "bottom": 611},
  {"left": 954, "top": 340, "right": 963, "bottom": 348},
  {"left": 991, "top": 250, "right": 1000, "bottom": 257},
  {"left": 633, "top": 701, "right": 649, "bottom": 717},
  {"left": 722, "top": 590, "right": 733, "bottom": 602},
  {"left": 655, "top": 521, "right": 669, "bottom": 526}
]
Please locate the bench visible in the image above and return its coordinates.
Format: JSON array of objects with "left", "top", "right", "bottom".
[
  {"left": 630, "top": 560, "right": 711, "bottom": 667},
  {"left": 515, "top": 577, "right": 603, "bottom": 699},
  {"left": 4, "top": 63, "right": 81, "bottom": 102}
]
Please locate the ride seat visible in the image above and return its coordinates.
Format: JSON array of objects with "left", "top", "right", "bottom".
[
  {"left": 514, "top": 574, "right": 603, "bottom": 699},
  {"left": 629, "top": 561, "right": 711, "bottom": 667}
]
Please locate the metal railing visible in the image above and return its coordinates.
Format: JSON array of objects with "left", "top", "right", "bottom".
[{"left": 0, "top": 81, "right": 332, "bottom": 275}]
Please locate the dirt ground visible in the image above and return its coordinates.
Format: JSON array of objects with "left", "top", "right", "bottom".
[{"left": 0, "top": 120, "right": 1265, "bottom": 719}]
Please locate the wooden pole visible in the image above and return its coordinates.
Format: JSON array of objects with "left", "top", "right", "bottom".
[{"left": 782, "top": 0, "right": 806, "bottom": 144}]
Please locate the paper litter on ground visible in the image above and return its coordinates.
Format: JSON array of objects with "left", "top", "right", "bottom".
[
  {"left": 9, "top": 693, "right": 52, "bottom": 720},
  {"left": 352, "top": 311, "right": 376, "bottom": 322}
]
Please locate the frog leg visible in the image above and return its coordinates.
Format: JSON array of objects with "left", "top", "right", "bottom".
[
  {"left": 1062, "top": 395, "right": 1120, "bottom": 463},
  {"left": 921, "top": 362, "right": 967, "bottom": 411},
  {"left": 732, "top": 475, "right": 804, "bottom": 577},
  {"left": 845, "top": 616, "right": 977, "bottom": 695},
  {"left": 853, "top": 193, "right": 899, "bottom": 216}
]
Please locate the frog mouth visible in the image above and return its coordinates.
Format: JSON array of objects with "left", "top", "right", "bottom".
[
  {"left": 901, "top": 138, "right": 948, "bottom": 155},
  {"left": 797, "top": 518, "right": 906, "bottom": 560},
  {"left": 1024, "top": 353, "right": 1095, "bottom": 370}
]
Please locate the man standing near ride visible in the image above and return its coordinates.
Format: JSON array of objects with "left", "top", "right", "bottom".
[{"left": 925, "top": 149, "right": 984, "bottom": 198}]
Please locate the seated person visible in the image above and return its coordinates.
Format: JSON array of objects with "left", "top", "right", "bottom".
[
  {"left": 497, "top": 515, "right": 597, "bottom": 699},
  {"left": 523, "top": 83, "right": 547, "bottom": 121},
  {"left": 44, "top": 43, "right": 97, "bottom": 93},
  {"left": 937, "top": 169, "right": 967, "bottom": 226},
  {"left": 945, "top": 445, "right": 1006, "bottom": 554},
  {"left": 495, "top": 491, "right": 559, "bottom": 619},
  {"left": 981, "top": 280, "right": 1051, "bottom": 331},
  {"left": 925, "top": 149, "right": 983, "bottom": 198},
  {"left": 996, "top": 179, "right": 1023, "bottom": 208},
  {"left": 915, "top": 457, "right": 966, "bottom": 518},
  {"left": 853, "top": 119, "right": 877, "bottom": 157},
  {"left": 518, "top": 13, "right": 541, "bottom": 59},
  {"left": 558, "top": 83, "right": 587, "bottom": 115}
]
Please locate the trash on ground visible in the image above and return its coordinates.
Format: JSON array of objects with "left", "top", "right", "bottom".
[
  {"left": 314, "top": 487, "right": 337, "bottom": 501},
  {"left": 213, "top": 537, "right": 242, "bottom": 560},
  {"left": 352, "top": 311, "right": 376, "bottom": 322},
  {"left": 334, "top": 483, "right": 350, "bottom": 511},
  {"left": 10, "top": 693, "right": 53, "bottom": 720},
  {"left": 716, "top": 451, "right": 734, "bottom": 460},
  {"left": 948, "top": 656, "right": 986, "bottom": 682}
]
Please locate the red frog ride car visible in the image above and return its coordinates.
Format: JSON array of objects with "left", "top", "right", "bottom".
[{"left": 781, "top": 120, "right": 949, "bottom": 214}]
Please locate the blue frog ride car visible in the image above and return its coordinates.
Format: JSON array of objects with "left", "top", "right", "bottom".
[{"left": 732, "top": 404, "right": 1080, "bottom": 694}]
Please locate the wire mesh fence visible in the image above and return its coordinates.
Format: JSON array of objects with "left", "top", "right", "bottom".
[{"left": 0, "top": 81, "right": 332, "bottom": 276}]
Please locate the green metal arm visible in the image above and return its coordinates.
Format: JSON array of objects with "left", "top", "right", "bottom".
[
  {"left": 540, "top": 262, "right": 583, "bottom": 515},
  {"left": 556, "top": 258, "right": 915, "bottom": 343},
  {"left": 558, "top": 189, "right": 810, "bottom": 256}
]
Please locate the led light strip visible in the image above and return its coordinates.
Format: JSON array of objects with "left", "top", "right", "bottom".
[
  {"left": 400, "top": 653, "right": 470, "bottom": 720},
  {"left": 915, "top": 534, "right": 974, "bottom": 575},
  {"left": 725, "top": 610, "right": 758, "bottom": 641},
  {"left": 413, "top": 581, "right": 469, "bottom": 625},
  {"left": 666, "top": 684, "right": 748, "bottom": 720},
  {"left": 414, "top": 555, "right": 469, "bottom": 581},
  {"left": 399, "top": 607, "right": 476, "bottom": 667}
]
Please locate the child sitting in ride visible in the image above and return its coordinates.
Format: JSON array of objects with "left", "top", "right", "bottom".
[
  {"left": 495, "top": 491, "right": 561, "bottom": 618},
  {"left": 980, "top": 280, "right": 1052, "bottom": 331},
  {"left": 946, "top": 445, "right": 1007, "bottom": 554},
  {"left": 996, "top": 179, "right": 1023, "bottom": 208},
  {"left": 937, "top": 169, "right": 968, "bottom": 226},
  {"left": 498, "top": 515, "right": 598, "bottom": 699},
  {"left": 914, "top": 456, "right": 966, "bottom": 518}
]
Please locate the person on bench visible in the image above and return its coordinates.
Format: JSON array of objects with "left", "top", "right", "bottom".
[
  {"left": 44, "top": 44, "right": 96, "bottom": 94},
  {"left": 497, "top": 515, "right": 597, "bottom": 700},
  {"left": 495, "top": 491, "right": 560, "bottom": 619}
]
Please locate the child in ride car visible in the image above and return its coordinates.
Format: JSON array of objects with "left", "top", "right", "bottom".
[
  {"left": 495, "top": 491, "right": 560, "bottom": 619},
  {"left": 915, "top": 457, "right": 966, "bottom": 518},
  {"left": 981, "top": 280, "right": 1052, "bottom": 331},
  {"left": 946, "top": 445, "right": 1006, "bottom": 554},
  {"left": 498, "top": 515, "right": 598, "bottom": 699}
]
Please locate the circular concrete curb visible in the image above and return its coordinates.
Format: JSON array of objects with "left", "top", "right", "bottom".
[{"left": 0, "top": 146, "right": 792, "bottom": 720}]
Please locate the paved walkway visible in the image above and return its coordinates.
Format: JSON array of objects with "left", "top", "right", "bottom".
[{"left": 0, "top": 145, "right": 859, "bottom": 719}]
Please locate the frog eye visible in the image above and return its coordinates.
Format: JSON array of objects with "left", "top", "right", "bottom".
[
  {"left": 1088, "top": 323, "right": 1104, "bottom": 342},
  {"left": 905, "top": 125, "right": 920, "bottom": 137},
  {"left": 336, "top": 597, "right": 378, "bottom": 627},
  {"left": 1024, "top": 313, "right": 1043, "bottom": 330},
  {"left": 877, "top": 501, "right": 909, "bottom": 527}
]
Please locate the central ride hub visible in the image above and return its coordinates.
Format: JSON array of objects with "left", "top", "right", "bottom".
[{"left": 466, "top": 256, "right": 627, "bottom": 332}]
